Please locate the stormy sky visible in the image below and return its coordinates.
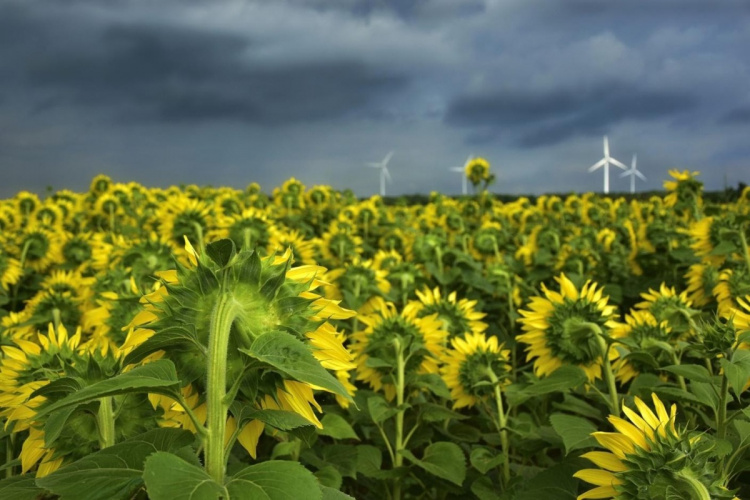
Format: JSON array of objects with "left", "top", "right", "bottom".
[{"left": 1, "top": 0, "right": 748, "bottom": 198}]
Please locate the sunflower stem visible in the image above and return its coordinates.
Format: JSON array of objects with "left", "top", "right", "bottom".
[
  {"left": 595, "top": 334, "right": 619, "bottom": 417},
  {"left": 485, "top": 367, "right": 511, "bottom": 488},
  {"left": 97, "top": 397, "right": 116, "bottom": 449},
  {"left": 392, "top": 337, "right": 406, "bottom": 500},
  {"left": 674, "top": 468, "right": 711, "bottom": 500},
  {"left": 739, "top": 227, "right": 750, "bottom": 273},
  {"left": 717, "top": 373, "right": 729, "bottom": 442},
  {"left": 670, "top": 351, "right": 688, "bottom": 393},
  {"left": 191, "top": 222, "right": 205, "bottom": 253},
  {"left": 205, "top": 292, "right": 237, "bottom": 484}
]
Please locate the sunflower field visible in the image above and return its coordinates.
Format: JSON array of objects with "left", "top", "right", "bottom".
[{"left": 1, "top": 168, "right": 750, "bottom": 500}]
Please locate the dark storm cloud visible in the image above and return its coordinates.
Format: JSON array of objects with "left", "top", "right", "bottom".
[
  {"left": 20, "top": 20, "right": 407, "bottom": 125},
  {"left": 290, "top": 0, "right": 486, "bottom": 20},
  {"left": 445, "top": 84, "right": 696, "bottom": 147},
  {"left": 719, "top": 106, "right": 750, "bottom": 125}
]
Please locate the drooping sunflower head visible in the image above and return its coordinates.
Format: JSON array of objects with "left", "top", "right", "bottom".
[
  {"left": 440, "top": 332, "right": 510, "bottom": 409},
  {"left": 663, "top": 169, "right": 703, "bottom": 211},
  {"left": 575, "top": 393, "right": 736, "bottom": 499},
  {"left": 352, "top": 301, "right": 448, "bottom": 400},
  {"left": 713, "top": 267, "right": 750, "bottom": 317},
  {"left": 610, "top": 310, "right": 675, "bottom": 384},
  {"left": 403, "top": 287, "right": 487, "bottom": 340},
  {"left": 685, "top": 262, "right": 720, "bottom": 308},
  {"left": 517, "top": 273, "right": 620, "bottom": 382},
  {"left": 635, "top": 283, "right": 696, "bottom": 337},
  {"left": 465, "top": 157, "right": 490, "bottom": 186}
]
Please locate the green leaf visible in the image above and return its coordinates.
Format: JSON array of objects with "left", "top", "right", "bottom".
[
  {"left": 43, "top": 406, "right": 78, "bottom": 447},
  {"left": 507, "top": 366, "right": 587, "bottom": 405},
  {"left": 689, "top": 382, "right": 720, "bottom": 412},
  {"left": 225, "top": 461, "right": 322, "bottom": 500},
  {"left": 143, "top": 452, "right": 225, "bottom": 500},
  {"left": 0, "top": 476, "right": 49, "bottom": 500},
  {"left": 549, "top": 414, "right": 597, "bottom": 454},
  {"left": 355, "top": 445, "right": 382, "bottom": 478},
  {"left": 417, "top": 403, "right": 468, "bottom": 422},
  {"left": 230, "top": 404, "right": 314, "bottom": 432},
  {"left": 412, "top": 374, "right": 452, "bottom": 400},
  {"left": 469, "top": 447, "right": 505, "bottom": 474},
  {"left": 514, "top": 457, "right": 585, "bottom": 500},
  {"left": 37, "top": 428, "right": 195, "bottom": 500},
  {"left": 319, "top": 445, "right": 358, "bottom": 479},
  {"left": 36, "top": 360, "right": 181, "bottom": 418},
  {"left": 319, "top": 414, "right": 359, "bottom": 440},
  {"left": 733, "top": 419, "right": 750, "bottom": 449},
  {"left": 367, "top": 395, "right": 397, "bottom": 424},
  {"left": 400, "top": 441, "right": 466, "bottom": 486},
  {"left": 315, "top": 466, "right": 342, "bottom": 489},
  {"left": 663, "top": 364, "right": 713, "bottom": 383},
  {"left": 240, "top": 331, "right": 351, "bottom": 401},
  {"left": 720, "top": 350, "right": 750, "bottom": 399},
  {"left": 471, "top": 476, "right": 501, "bottom": 500},
  {"left": 205, "top": 239, "right": 236, "bottom": 267},
  {"left": 122, "top": 327, "right": 200, "bottom": 366},
  {"left": 320, "top": 485, "right": 355, "bottom": 500}
]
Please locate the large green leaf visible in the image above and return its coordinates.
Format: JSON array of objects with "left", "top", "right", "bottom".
[
  {"left": 225, "top": 461, "right": 322, "bottom": 500},
  {"left": 37, "top": 428, "right": 194, "bottom": 500},
  {"left": 0, "top": 476, "right": 49, "bottom": 500},
  {"left": 318, "top": 414, "right": 359, "bottom": 441},
  {"left": 524, "top": 366, "right": 587, "bottom": 396},
  {"left": 400, "top": 441, "right": 466, "bottom": 486},
  {"left": 143, "top": 452, "right": 226, "bottom": 500},
  {"left": 549, "top": 414, "right": 597, "bottom": 454},
  {"left": 720, "top": 350, "right": 750, "bottom": 399},
  {"left": 367, "top": 395, "right": 397, "bottom": 424},
  {"left": 663, "top": 364, "right": 713, "bottom": 383},
  {"left": 231, "top": 404, "right": 314, "bottom": 432},
  {"left": 239, "top": 331, "right": 351, "bottom": 401},
  {"left": 36, "top": 360, "right": 181, "bottom": 418},
  {"left": 469, "top": 447, "right": 505, "bottom": 474}
]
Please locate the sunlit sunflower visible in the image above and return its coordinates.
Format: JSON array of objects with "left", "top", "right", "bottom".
[
  {"left": 323, "top": 258, "right": 391, "bottom": 313},
  {"left": 372, "top": 249, "right": 403, "bottom": 272},
  {"left": 59, "top": 231, "right": 95, "bottom": 272},
  {"left": 268, "top": 228, "right": 316, "bottom": 265},
  {"left": 89, "top": 174, "right": 113, "bottom": 197},
  {"left": 465, "top": 157, "right": 491, "bottom": 188},
  {"left": 663, "top": 169, "right": 703, "bottom": 214},
  {"left": 684, "top": 262, "right": 720, "bottom": 308},
  {"left": 714, "top": 268, "right": 750, "bottom": 317},
  {"left": 403, "top": 287, "right": 487, "bottom": 341},
  {"left": 440, "top": 332, "right": 510, "bottom": 409},
  {"left": 214, "top": 207, "right": 271, "bottom": 250},
  {"left": 517, "top": 274, "right": 620, "bottom": 382},
  {"left": 34, "top": 202, "right": 65, "bottom": 230},
  {"left": 157, "top": 195, "right": 213, "bottom": 251},
  {"left": 318, "top": 221, "right": 364, "bottom": 267},
  {"left": 213, "top": 191, "right": 244, "bottom": 218},
  {"left": 15, "top": 191, "right": 41, "bottom": 218},
  {"left": 575, "top": 393, "right": 736, "bottom": 499},
  {"left": 352, "top": 301, "right": 448, "bottom": 400},
  {"left": 14, "top": 224, "right": 62, "bottom": 272},
  {"left": 470, "top": 221, "right": 510, "bottom": 262},
  {"left": 610, "top": 310, "right": 676, "bottom": 384},
  {"left": 273, "top": 177, "right": 306, "bottom": 211}
]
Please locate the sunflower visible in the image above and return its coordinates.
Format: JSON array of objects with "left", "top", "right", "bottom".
[
  {"left": 214, "top": 207, "right": 271, "bottom": 250},
  {"left": 440, "top": 332, "right": 511, "bottom": 409},
  {"left": 517, "top": 273, "right": 620, "bottom": 382},
  {"left": 635, "top": 283, "right": 696, "bottom": 337},
  {"left": 575, "top": 393, "right": 736, "bottom": 499},
  {"left": 663, "top": 169, "right": 703, "bottom": 213},
  {"left": 610, "top": 310, "right": 676, "bottom": 384},
  {"left": 465, "top": 157, "right": 491, "bottom": 188},
  {"left": 469, "top": 221, "right": 510, "bottom": 262},
  {"left": 0, "top": 249, "right": 23, "bottom": 291},
  {"left": 403, "top": 287, "right": 487, "bottom": 341},
  {"left": 268, "top": 228, "right": 316, "bottom": 265},
  {"left": 273, "top": 177, "right": 306, "bottom": 211},
  {"left": 89, "top": 174, "right": 113, "bottom": 197},
  {"left": 15, "top": 191, "right": 40, "bottom": 218},
  {"left": 14, "top": 224, "right": 62, "bottom": 272},
  {"left": 59, "top": 231, "right": 95, "bottom": 272},
  {"left": 714, "top": 268, "right": 750, "bottom": 317},
  {"left": 352, "top": 301, "right": 447, "bottom": 400},
  {"left": 318, "top": 221, "right": 364, "bottom": 267},
  {"left": 34, "top": 202, "right": 65, "bottom": 230},
  {"left": 157, "top": 195, "right": 213, "bottom": 251},
  {"left": 684, "top": 262, "right": 719, "bottom": 308},
  {"left": 323, "top": 258, "right": 391, "bottom": 313}
]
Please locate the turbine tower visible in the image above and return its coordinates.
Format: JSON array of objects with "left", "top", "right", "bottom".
[
  {"left": 366, "top": 151, "right": 393, "bottom": 197},
  {"left": 587, "top": 136, "right": 628, "bottom": 194},
  {"left": 449, "top": 154, "right": 473, "bottom": 195},
  {"left": 619, "top": 154, "right": 646, "bottom": 194}
]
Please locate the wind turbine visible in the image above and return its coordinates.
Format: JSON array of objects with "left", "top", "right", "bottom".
[
  {"left": 449, "top": 154, "right": 473, "bottom": 195},
  {"left": 366, "top": 151, "right": 393, "bottom": 197},
  {"left": 587, "top": 136, "right": 628, "bottom": 194},
  {"left": 619, "top": 153, "right": 646, "bottom": 194}
]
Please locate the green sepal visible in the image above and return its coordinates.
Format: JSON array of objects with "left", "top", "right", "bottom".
[{"left": 205, "top": 239, "right": 236, "bottom": 268}]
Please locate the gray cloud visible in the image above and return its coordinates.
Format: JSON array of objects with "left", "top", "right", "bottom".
[
  {"left": 445, "top": 84, "right": 696, "bottom": 147},
  {"left": 720, "top": 106, "right": 750, "bottom": 125}
]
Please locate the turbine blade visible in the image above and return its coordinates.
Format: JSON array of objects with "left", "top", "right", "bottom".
[
  {"left": 635, "top": 170, "right": 647, "bottom": 181},
  {"left": 588, "top": 158, "right": 606, "bottom": 172},
  {"left": 632, "top": 153, "right": 637, "bottom": 169},
  {"left": 366, "top": 163, "right": 381, "bottom": 168},
  {"left": 619, "top": 170, "right": 632, "bottom": 178},
  {"left": 383, "top": 167, "right": 392, "bottom": 183},
  {"left": 603, "top": 136, "right": 609, "bottom": 157},
  {"left": 609, "top": 157, "right": 629, "bottom": 170},
  {"left": 383, "top": 151, "right": 394, "bottom": 165}
]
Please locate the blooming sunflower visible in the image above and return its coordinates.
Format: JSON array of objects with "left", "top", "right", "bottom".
[
  {"left": 517, "top": 273, "right": 620, "bottom": 381},
  {"left": 214, "top": 207, "right": 271, "bottom": 250},
  {"left": 575, "top": 393, "right": 736, "bottom": 499},
  {"left": 403, "top": 287, "right": 487, "bottom": 341},
  {"left": 635, "top": 283, "right": 696, "bottom": 337},
  {"left": 440, "top": 332, "right": 510, "bottom": 409},
  {"left": 157, "top": 195, "right": 213, "bottom": 251},
  {"left": 352, "top": 301, "right": 448, "bottom": 401},
  {"left": 663, "top": 169, "right": 703, "bottom": 213},
  {"left": 610, "top": 310, "right": 676, "bottom": 384},
  {"left": 684, "top": 262, "right": 720, "bottom": 308},
  {"left": 14, "top": 224, "right": 62, "bottom": 272},
  {"left": 713, "top": 268, "right": 750, "bottom": 317},
  {"left": 268, "top": 228, "right": 316, "bottom": 265},
  {"left": 465, "top": 157, "right": 491, "bottom": 188},
  {"left": 0, "top": 248, "right": 23, "bottom": 291}
]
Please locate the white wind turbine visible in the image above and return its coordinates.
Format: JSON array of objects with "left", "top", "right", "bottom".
[
  {"left": 366, "top": 151, "right": 394, "bottom": 197},
  {"left": 449, "top": 154, "right": 473, "bottom": 195},
  {"left": 619, "top": 154, "right": 646, "bottom": 194},
  {"left": 587, "top": 136, "right": 628, "bottom": 194}
]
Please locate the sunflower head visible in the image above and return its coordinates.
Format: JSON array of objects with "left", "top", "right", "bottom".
[
  {"left": 465, "top": 157, "right": 491, "bottom": 186},
  {"left": 636, "top": 283, "right": 697, "bottom": 338},
  {"left": 575, "top": 393, "right": 736, "bottom": 499},
  {"left": 517, "top": 273, "right": 619, "bottom": 382},
  {"left": 611, "top": 310, "right": 676, "bottom": 384},
  {"left": 685, "top": 263, "right": 720, "bottom": 308},
  {"left": 440, "top": 332, "right": 510, "bottom": 409},
  {"left": 404, "top": 287, "right": 487, "bottom": 340},
  {"left": 663, "top": 169, "right": 703, "bottom": 212}
]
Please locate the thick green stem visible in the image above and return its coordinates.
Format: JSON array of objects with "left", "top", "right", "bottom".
[
  {"left": 192, "top": 222, "right": 205, "bottom": 253},
  {"left": 674, "top": 469, "right": 711, "bottom": 500},
  {"left": 717, "top": 375, "right": 729, "bottom": 441},
  {"left": 393, "top": 338, "right": 406, "bottom": 500},
  {"left": 97, "top": 397, "right": 116, "bottom": 449},
  {"left": 486, "top": 368, "right": 510, "bottom": 488},
  {"left": 595, "top": 334, "right": 619, "bottom": 417},
  {"left": 205, "top": 293, "right": 237, "bottom": 484},
  {"left": 670, "top": 351, "right": 688, "bottom": 393}
]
